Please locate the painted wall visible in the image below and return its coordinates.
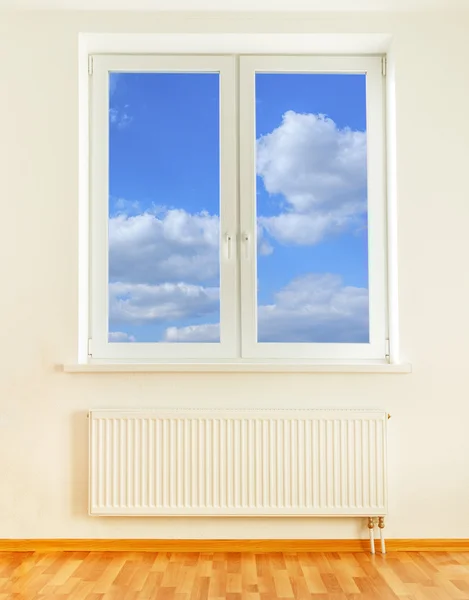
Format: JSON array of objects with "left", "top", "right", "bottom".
[{"left": 0, "top": 10, "right": 468, "bottom": 539}]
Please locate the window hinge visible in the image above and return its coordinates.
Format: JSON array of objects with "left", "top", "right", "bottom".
[
  {"left": 381, "top": 56, "right": 387, "bottom": 77},
  {"left": 88, "top": 338, "right": 93, "bottom": 357},
  {"left": 88, "top": 56, "right": 93, "bottom": 76},
  {"left": 385, "top": 338, "right": 390, "bottom": 363}
]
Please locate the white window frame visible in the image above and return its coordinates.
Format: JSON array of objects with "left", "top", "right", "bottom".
[
  {"left": 90, "top": 54, "right": 238, "bottom": 360},
  {"left": 88, "top": 53, "right": 388, "bottom": 364},
  {"left": 239, "top": 56, "right": 387, "bottom": 361}
]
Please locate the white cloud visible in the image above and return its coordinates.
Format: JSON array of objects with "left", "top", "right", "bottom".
[
  {"left": 109, "top": 106, "right": 133, "bottom": 130},
  {"left": 108, "top": 207, "right": 220, "bottom": 333},
  {"left": 109, "top": 208, "right": 219, "bottom": 285},
  {"left": 258, "top": 273, "right": 368, "bottom": 342},
  {"left": 163, "top": 273, "right": 368, "bottom": 343},
  {"left": 257, "top": 110, "right": 367, "bottom": 246},
  {"left": 109, "top": 281, "right": 219, "bottom": 325},
  {"left": 108, "top": 331, "right": 136, "bottom": 343},
  {"left": 260, "top": 203, "right": 364, "bottom": 246},
  {"left": 164, "top": 323, "right": 220, "bottom": 343}
]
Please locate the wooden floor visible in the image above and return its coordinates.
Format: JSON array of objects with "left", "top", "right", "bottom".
[{"left": 1, "top": 550, "right": 469, "bottom": 599}]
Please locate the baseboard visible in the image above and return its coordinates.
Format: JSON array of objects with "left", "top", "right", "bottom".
[{"left": 1, "top": 539, "right": 469, "bottom": 553}]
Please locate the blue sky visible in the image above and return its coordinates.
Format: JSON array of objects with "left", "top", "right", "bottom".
[
  {"left": 108, "top": 71, "right": 369, "bottom": 344},
  {"left": 109, "top": 73, "right": 219, "bottom": 216}
]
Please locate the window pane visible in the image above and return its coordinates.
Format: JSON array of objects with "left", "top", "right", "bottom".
[
  {"left": 255, "top": 73, "right": 369, "bottom": 343},
  {"left": 108, "top": 72, "right": 220, "bottom": 343}
]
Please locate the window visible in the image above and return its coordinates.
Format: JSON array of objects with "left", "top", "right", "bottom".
[{"left": 89, "top": 54, "right": 387, "bottom": 363}]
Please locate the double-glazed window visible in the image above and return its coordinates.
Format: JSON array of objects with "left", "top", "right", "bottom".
[{"left": 89, "top": 54, "right": 387, "bottom": 362}]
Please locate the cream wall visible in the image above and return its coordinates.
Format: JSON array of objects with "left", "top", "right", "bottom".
[{"left": 0, "top": 10, "right": 468, "bottom": 540}]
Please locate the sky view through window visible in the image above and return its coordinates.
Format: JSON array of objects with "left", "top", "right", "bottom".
[{"left": 108, "top": 71, "right": 369, "bottom": 344}]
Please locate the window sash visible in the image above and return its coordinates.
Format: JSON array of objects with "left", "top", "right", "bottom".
[
  {"left": 239, "top": 56, "right": 387, "bottom": 360},
  {"left": 90, "top": 55, "right": 238, "bottom": 360}
]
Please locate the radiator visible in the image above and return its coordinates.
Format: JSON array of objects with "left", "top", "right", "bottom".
[{"left": 89, "top": 409, "right": 388, "bottom": 518}]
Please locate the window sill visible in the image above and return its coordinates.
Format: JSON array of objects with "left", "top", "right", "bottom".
[{"left": 62, "top": 362, "right": 412, "bottom": 374}]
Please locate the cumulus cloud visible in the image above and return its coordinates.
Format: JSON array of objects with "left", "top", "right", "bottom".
[
  {"left": 258, "top": 273, "right": 368, "bottom": 343},
  {"left": 108, "top": 331, "right": 136, "bottom": 343},
  {"left": 109, "top": 209, "right": 219, "bottom": 285},
  {"left": 260, "top": 204, "right": 364, "bottom": 246},
  {"left": 163, "top": 273, "right": 368, "bottom": 344},
  {"left": 164, "top": 323, "right": 220, "bottom": 343},
  {"left": 109, "top": 281, "right": 219, "bottom": 325},
  {"left": 257, "top": 110, "right": 367, "bottom": 246}
]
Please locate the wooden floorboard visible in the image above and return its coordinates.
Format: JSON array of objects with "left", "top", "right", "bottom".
[{"left": 1, "top": 551, "right": 469, "bottom": 599}]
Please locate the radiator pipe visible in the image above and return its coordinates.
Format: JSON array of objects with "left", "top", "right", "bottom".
[
  {"left": 368, "top": 517, "right": 375, "bottom": 554},
  {"left": 379, "top": 517, "right": 386, "bottom": 554}
]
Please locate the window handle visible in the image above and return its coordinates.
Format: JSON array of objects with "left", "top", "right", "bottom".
[
  {"left": 224, "top": 233, "right": 234, "bottom": 260},
  {"left": 242, "top": 232, "right": 251, "bottom": 260}
]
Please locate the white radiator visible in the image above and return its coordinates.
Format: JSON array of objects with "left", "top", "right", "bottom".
[{"left": 89, "top": 409, "right": 388, "bottom": 518}]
